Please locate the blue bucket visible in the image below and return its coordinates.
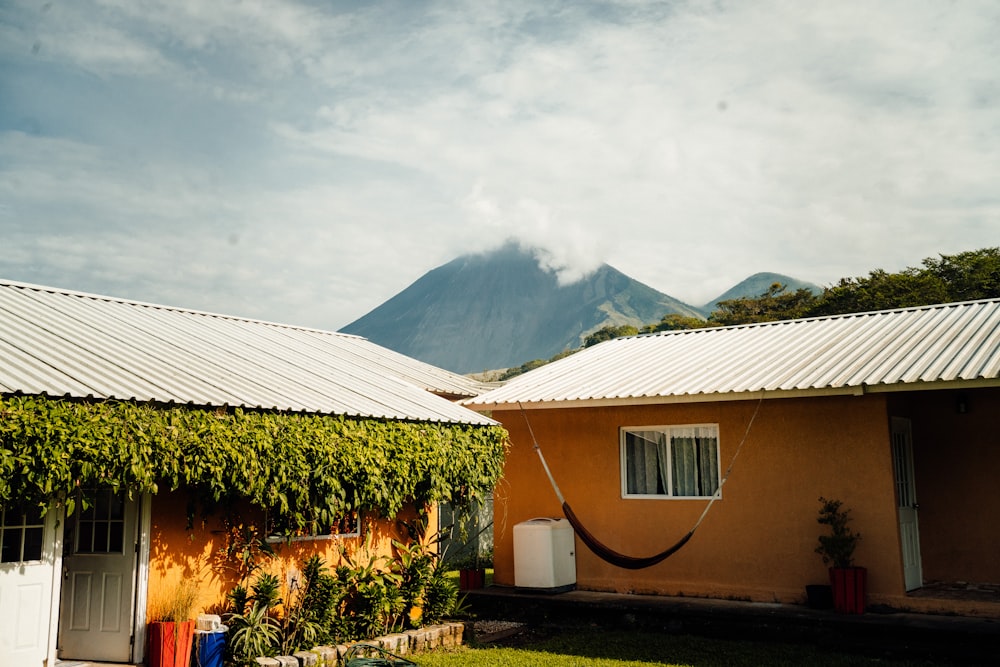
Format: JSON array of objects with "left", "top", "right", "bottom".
[{"left": 193, "top": 630, "right": 226, "bottom": 667}]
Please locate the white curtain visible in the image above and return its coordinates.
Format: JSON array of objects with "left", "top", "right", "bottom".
[
  {"left": 625, "top": 427, "right": 718, "bottom": 496},
  {"left": 625, "top": 430, "right": 666, "bottom": 494},
  {"left": 671, "top": 426, "right": 719, "bottom": 496}
]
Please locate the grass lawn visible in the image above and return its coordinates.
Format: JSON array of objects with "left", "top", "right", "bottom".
[{"left": 414, "top": 627, "right": 958, "bottom": 667}]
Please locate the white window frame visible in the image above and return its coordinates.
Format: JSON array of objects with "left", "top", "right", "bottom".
[
  {"left": 0, "top": 505, "right": 46, "bottom": 563},
  {"left": 265, "top": 510, "right": 362, "bottom": 544},
  {"left": 620, "top": 423, "right": 721, "bottom": 499}
]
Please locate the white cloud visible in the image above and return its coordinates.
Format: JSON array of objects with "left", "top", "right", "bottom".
[{"left": 2, "top": 0, "right": 999, "bottom": 326}]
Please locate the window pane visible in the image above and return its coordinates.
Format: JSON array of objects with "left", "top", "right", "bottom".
[
  {"left": 93, "top": 522, "right": 109, "bottom": 553},
  {"left": 22, "top": 527, "right": 43, "bottom": 561},
  {"left": 109, "top": 493, "right": 125, "bottom": 520},
  {"left": 108, "top": 521, "right": 124, "bottom": 553},
  {"left": 671, "top": 435, "right": 697, "bottom": 496},
  {"left": 1, "top": 528, "right": 20, "bottom": 563},
  {"left": 697, "top": 433, "right": 720, "bottom": 496},
  {"left": 77, "top": 521, "right": 94, "bottom": 553},
  {"left": 624, "top": 430, "right": 668, "bottom": 495},
  {"left": 25, "top": 505, "right": 44, "bottom": 526},
  {"left": 96, "top": 490, "right": 111, "bottom": 520}
]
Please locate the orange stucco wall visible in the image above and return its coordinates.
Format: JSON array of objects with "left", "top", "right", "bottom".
[
  {"left": 145, "top": 494, "right": 435, "bottom": 619},
  {"left": 493, "top": 395, "right": 907, "bottom": 604}
]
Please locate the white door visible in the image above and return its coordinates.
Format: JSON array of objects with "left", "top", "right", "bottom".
[
  {"left": 58, "top": 489, "right": 139, "bottom": 662},
  {"left": 0, "top": 504, "right": 62, "bottom": 667},
  {"left": 891, "top": 417, "right": 923, "bottom": 591}
]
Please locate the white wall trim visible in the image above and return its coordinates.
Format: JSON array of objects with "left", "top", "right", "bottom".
[
  {"left": 43, "top": 504, "right": 65, "bottom": 667},
  {"left": 131, "top": 493, "right": 153, "bottom": 664}
]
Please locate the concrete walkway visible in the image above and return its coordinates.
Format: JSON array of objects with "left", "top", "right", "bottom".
[{"left": 465, "top": 586, "right": 1000, "bottom": 664}]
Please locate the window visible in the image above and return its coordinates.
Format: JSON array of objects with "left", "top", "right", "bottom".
[
  {"left": 265, "top": 510, "right": 361, "bottom": 543},
  {"left": 621, "top": 424, "right": 720, "bottom": 498},
  {"left": 74, "top": 488, "right": 126, "bottom": 554},
  {"left": 1, "top": 505, "right": 45, "bottom": 563}
]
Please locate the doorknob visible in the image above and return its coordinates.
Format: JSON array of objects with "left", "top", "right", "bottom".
[{"left": 912, "top": 503, "right": 919, "bottom": 510}]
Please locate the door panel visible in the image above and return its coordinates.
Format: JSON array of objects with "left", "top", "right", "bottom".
[
  {"left": 0, "top": 506, "right": 61, "bottom": 667},
  {"left": 58, "top": 490, "right": 138, "bottom": 662},
  {"left": 891, "top": 417, "right": 923, "bottom": 591}
]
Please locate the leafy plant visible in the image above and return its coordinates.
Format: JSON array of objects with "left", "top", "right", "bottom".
[
  {"left": 422, "top": 560, "right": 460, "bottom": 624},
  {"left": 815, "top": 497, "right": 862, "bottom": 568},
  {"left": 225, "top": 571, "right": 285, "bottom": 665},
  {"left": 280, "top": 556, "right": 337, "bottom": 652},
  {"left": 227, "top": 600, "right": 280, "bottom": 666},
  {"left": 391, "top": 538, "right": 436, "bottom": 628},
  {"left": 0, "top": 395, "right": 509, "bottom": 530},
  {"left": 340, "top": 546, "right": 405, "bottom": 639}
]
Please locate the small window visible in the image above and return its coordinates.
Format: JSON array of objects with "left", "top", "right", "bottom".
[
  {"left": 621, "top": 424, "right": 720, "bottom": 498},
  {"left": 74, "top": 489, "right": 126, "bottom": 554},
  {"left": 265, "top": 511, "right": 361, "bottom": 543},
  {"left": 1, "top": 505, "right": 45, "bottom": 563}
]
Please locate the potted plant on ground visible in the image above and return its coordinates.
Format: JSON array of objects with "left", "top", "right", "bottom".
[
  {"left": 147, "top": 579, "right": 199, "bottom": 667},
  {"left": 815, "top": 496, "right": 866, "bottom": 614}
]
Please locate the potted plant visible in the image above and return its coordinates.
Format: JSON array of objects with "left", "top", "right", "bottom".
[
  {"left": 815, "top": 496, "right": 866, "bottom": 614},
  {"left": 147, "top": 579, "right": 199, "bottom": 667},
  {"left": 455, "top": 550, "right": 488, "bottom": 591}
]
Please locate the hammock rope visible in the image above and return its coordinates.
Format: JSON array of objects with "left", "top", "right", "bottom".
[{"left": 518, "top": 394, "right": 763, "bottom": 570}]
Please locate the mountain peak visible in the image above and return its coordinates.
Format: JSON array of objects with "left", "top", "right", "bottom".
[
  {"left": 702, "top": 272, "right": 823, "bottom": 310},
  {"left": 340, "top": 245, "right": 701, "bottom": 373}
]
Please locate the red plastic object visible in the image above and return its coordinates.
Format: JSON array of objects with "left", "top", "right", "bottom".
[
  {"left": 147, "top": 620, "right": 195, "bottom": 667},
  {"left": 459, "top": 568, "right": 485, "bottom": 590},
  {"left": 829, "top": 566, "right": 867, "bottom": 614}
]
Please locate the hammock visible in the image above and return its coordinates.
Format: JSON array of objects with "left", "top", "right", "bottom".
[{"left": 518, "top": 397, "right": 761, "bottom": 570}]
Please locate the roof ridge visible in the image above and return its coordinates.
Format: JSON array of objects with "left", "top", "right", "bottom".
[
  {"left": 0, "top": 278, "right": 364, "bottom": 339},
  {"left": 639, "top": 297, "right": 1000, "bottom": 340}
]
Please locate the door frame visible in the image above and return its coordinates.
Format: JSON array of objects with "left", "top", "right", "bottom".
[
  {"left": 132, "top": 492, "right": 152, "bottom": 664},
  {"left": 53, "top": 491, "right": 152, "bottom": 665},
  {"left": 890, "top": 416, "right": 923, "bottom": 591},
  {"left": 45, "top": 505, "right": 65, "bottom": 667}
]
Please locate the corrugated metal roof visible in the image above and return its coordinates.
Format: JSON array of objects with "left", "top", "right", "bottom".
[
  {"left": 465, "top": 299, "right": 1000, "bottom": 410},
  {"left": 0, "top": 280, "right": 495, "bottom": 425}
]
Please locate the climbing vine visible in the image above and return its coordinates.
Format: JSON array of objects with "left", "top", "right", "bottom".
[{"left": 0, "top": 395, "right": 508, "bottom": 527}]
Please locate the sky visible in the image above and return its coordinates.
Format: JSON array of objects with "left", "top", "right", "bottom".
[{"left": 2, "top": 0, "right": 998, "bottom": 332}]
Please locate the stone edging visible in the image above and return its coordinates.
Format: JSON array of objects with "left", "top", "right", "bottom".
[{"left": 254, "top": 622, "right": 465, "bottom": 666}]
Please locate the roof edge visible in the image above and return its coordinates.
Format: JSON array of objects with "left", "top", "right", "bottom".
[
  {"left": 469, "top": 377, "right": 1000, "bottom": 411},
  {"left": 0, "top": 278, "right": 365, "bottom": 338}
]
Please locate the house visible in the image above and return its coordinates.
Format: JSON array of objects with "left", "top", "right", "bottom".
[
  {"left": 464, "top": 299, "right": 1000, "bottom": 617},
  {"left": 0, "top": 280, "right": 505, "bottom": 666}
]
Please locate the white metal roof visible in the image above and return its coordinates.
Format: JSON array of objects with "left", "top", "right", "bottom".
[
  {"left": 0, "top": 280, "right": 495, "bottom": 425},
  {"left": 464, "top": 299, "right": 1000, "bottom": 410}
]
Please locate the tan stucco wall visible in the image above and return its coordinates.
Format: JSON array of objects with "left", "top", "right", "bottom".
[
  {"left": 493, "top": 395, "right": 906, "bottom": 604},
  {"left": 146, "top": 493, "right": 434, "bottom": 619}
]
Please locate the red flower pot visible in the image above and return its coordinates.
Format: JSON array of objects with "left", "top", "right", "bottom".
[
  {"left": 147, "top": 620, "right": 195, "bottom": 667},
  {"left": 829, "top": 566, "right": 867, "bottom": 614},
  {"left": 459, "top": 568, "right": 486, "bottom": 590}
]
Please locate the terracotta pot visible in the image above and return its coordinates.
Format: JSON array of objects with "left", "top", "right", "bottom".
[
  {"left": 459, "top": 568, "right": 486, "bottom": 590},
  {"left": 829, "top": 566, "right": 867, "bottom": 614},
  {"left": 147, "top": 620, "right": 196, "bottom": 667}
]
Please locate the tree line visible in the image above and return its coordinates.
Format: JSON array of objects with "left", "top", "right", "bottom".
[{"left": 499, "top": 247, "right": 999, "bottom": 380}]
